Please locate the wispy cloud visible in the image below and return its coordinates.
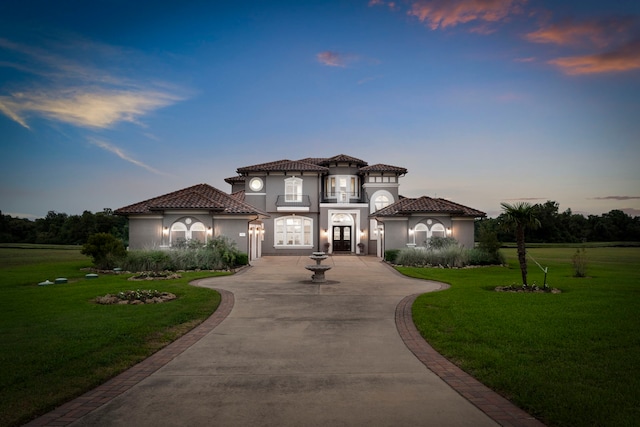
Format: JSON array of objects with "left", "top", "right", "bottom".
[
  {"left": 549, "top": 38, "right": 640, "bottom": 75},
  {"left": 0, "top": 37, "right": 186, "bottom": 129},
  {"left": 368, "top": 0, "right": 397, "bottom": 10},
  {"left": 407, "top": 0, "right": 527, "bottom": 31},
  {"left": 0, "top": 89, "right": 182, "bottom": 129},
  {"left": 524, "top": 16, "right": 640, "bottom": 75},
  {"left": 592, "top": 195, "right": 640, "bottom": 200},
  {"left": 316, "top": 51, "right": 359, "bottom": 67},
  {"left": 88, "top": 138, "right": 168, "bottom": 175},
  {"left": 525, "top": 18, "right": 634, "bottom": 48}
]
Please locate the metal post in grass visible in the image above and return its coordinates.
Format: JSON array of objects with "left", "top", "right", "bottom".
[{"left": 528, "top": 254, "right": 548, "bottom": 287}]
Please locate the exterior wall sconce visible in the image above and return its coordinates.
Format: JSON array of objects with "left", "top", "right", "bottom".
[
  {"left": 163, "top": 227, "right": 169, "bottom": 235},
  {"left": 207, "top": 227, "right": 213, "bottom": 236},
  {"left": 446, "top": 227, "right": 452, "bottom": 235},
  {"left": 409, "top": 228, "right": 414, "bottom": 235}
]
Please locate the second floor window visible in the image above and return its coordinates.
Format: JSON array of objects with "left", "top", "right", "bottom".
[
  {"left": 285, "top": 176, "right": 302, "bottom": 202},
  {"left": 325, "top": 175, "right": 360, "bottom": 199}
]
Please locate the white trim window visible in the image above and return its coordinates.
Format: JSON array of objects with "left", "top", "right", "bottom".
[
  {"left": 413, "top": 222, "right": 446, "bottom": 247},
  {"left": 325, "top": 175, "right": 360, "bottom": 200},
  {"left": 170, "top": 219, "right": 207, "bottom": 246},
  {"left": 285, "top": 176, "right": 303, "bottom": 202},
  {"left": 275, "top": 216, "right": 313, "bottom": 247}
]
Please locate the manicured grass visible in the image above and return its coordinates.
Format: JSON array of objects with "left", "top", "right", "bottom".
[
  {"left": 0, "top": 246, "right": 228, "bottom": 427},
  {"left": 399, "top": 247, "right": 640, "bottom": 427}
]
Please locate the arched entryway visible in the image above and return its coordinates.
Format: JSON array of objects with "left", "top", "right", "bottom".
[{"left": 330, "top": 213, "right": 354, "bottom": 253}]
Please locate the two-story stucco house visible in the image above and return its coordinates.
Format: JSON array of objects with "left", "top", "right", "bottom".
[{"left": 115, "top": 154, "right": 485, "bottom": 259}]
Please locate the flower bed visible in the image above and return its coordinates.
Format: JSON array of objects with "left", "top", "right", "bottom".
[{"left": 95, "top": 289, "right": 177, "bottom": 305}]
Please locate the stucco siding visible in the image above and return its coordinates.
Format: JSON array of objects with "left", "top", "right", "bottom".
[
  {"left": 128, "top": 217, "right": 163, "bottom": 249},
  {"left": 453, "top": 218, "right": 476, "bottom": 248}
]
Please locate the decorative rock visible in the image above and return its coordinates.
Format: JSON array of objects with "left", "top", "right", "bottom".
[
  {"left": 38, "top": 280, "right": 53, "bottom": 286},
  {"left": 85, "top": 273, "right": 99, "bottom": 279},
  {"left": 54, "top": 278, "right": 68, "bottom": 284}
]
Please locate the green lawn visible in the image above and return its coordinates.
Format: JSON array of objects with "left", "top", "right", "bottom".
[
  {"left": 400, "top": 247, "right": 640, "bottom": 427},
  {"left": 0, "top": 245, "right": 227, "bottom": 427}
]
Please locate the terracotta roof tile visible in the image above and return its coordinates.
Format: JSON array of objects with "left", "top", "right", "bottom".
[
  {"left": 373, "top": 196, "right": 485, "bottom": 217},
  {"left": 115, "top": 184, "right": 268, "bottom": 216},
  {"left": 317, "top": 154, "right": 368, "bottom": 166},
  {"left": 297, "top": 157, "right": 328, "bottom": 165},
  {"left": 359, "top": 163, "right": 408, "bottom": 174},
  {"left": 237, "top": 159, "right": 328, "bottom": 173},
  {"left": 224, "top": 175, "right": 245, "bottom": 184},
  {"left": 230, "top": 190, "right": 245, "bottom": 201}
]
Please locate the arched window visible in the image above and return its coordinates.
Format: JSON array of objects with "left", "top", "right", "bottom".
[
  {"left": 414, "top": 223, "right": 428, "bottom": 247},
  {"left": 285, "top": 177, "right": 303, "bottom": 202},
  {"left": 374, "top": 195, "right": 390, "bottom": 211},
  {"left": 190, "top": 222, "right": 206, "bottom": 243},
  {"left": 370, "top": 190, "right": 394, "bottom": 241},
  {"left": 431, "top": 223, "right": 446, "bottom": 238},
  {"left": 169, "top": 218, "right": 208, "bottom": 246},
  {"left": 274, "top": 216, "right": 312, "bottom": 247},
  {"left": 170, "top": 222, "right": 187, "bottom": 246},
  {"left": 412, "top": 220, "right": 447, "bottom": 247}
]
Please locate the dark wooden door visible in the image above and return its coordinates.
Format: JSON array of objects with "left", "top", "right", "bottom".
[{"left": 333, "top": 226, "right": 351, "bottom": 252}]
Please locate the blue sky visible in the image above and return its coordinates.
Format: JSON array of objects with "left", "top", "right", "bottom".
[{"left": 1, "top": 0, "right": 639, "bottom": 219}]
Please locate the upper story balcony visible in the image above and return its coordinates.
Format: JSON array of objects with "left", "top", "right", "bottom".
[
  {"left": 275, "top": 195, "right": 312, "bottom": 212},
  {"left": 322, "top": 191, "right": 368, "bottom": 204}
]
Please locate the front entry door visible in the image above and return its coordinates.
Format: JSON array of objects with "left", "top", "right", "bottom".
[{"left": 333, "top": 226, "right": 351, "bottom": 252}]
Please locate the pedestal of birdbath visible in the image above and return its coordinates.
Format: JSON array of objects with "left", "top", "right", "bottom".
[{"left": 306, "top": 251, "right": 332, "bottom": 283}]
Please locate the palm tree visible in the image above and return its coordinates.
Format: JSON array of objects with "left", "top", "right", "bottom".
[{"left": 500, "top": 202, "right": 541, "bottom": 285}]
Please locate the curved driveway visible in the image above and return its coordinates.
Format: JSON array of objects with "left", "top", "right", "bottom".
[{"left": 46, "top": 256, "right": 512, "bottom": 426}]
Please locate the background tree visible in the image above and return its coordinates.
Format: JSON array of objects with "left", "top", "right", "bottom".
[
  {"left": 81, "top": 233, "right": 126, "bottom": 269},
  {"left": 500, "top": 202, "right": 541, "bottom": 285}
]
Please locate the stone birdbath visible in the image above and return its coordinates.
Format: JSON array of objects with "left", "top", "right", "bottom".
[{"left": 306, "top": 251, "right": 332, "bottom": 283}]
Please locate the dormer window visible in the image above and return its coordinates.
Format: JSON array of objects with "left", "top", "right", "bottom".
[{"left": 285, "top": 176, "right": 302, "bottom": 202}]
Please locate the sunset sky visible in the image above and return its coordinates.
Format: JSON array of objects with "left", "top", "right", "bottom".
[{"left": 1, "top": 0, "right": 639, "bottom": 219}]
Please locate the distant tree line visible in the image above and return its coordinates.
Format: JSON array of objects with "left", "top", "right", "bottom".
[
  {"left": 0, "top": 209, "right": 128, "bottom": 245},
  {"left": 2, "top": 200, "right": 639, "bottom": 246},
  {"left": 477, "top": 201, "right": 640, "bottom": 243}
]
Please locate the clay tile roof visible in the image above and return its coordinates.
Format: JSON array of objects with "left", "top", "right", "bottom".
[
  {"left": 230, "top": 190, "right": 245, "bottom": 201},
  {"left": 359, "top": 163, "right": 408, "bottom": 174},
  {"left": 297, "top": 157, "right": 328, "bottom": 165},
  {"left": 373, "top": 196, "right": 485, "bottom": 217},
  {"left": 224, "top": 175, "right": 246, "bottom": 184},
  {"left": 237, "top": 159, "right": 328, "bottom": 173},
  {"left": 317, "top": 154, "right": 368, "bottom": 166},
  {"left": 114, "top": 184, "right": 268, "bottom": 216}
]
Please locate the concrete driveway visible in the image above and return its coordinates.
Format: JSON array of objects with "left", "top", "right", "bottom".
[{"left": 32, "top": 255, "right": 533, "bottom": 426}]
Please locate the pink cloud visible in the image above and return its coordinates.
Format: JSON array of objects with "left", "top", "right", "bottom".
[
  {"left": 408, "top": 0, "right": 527, "bottom": 30},
  {"left": 317, "top": 51, "right": 344, "bottom": 67},
  {"left": 549, "top": 39, "right": 640, "bottom": 75},
  {"left": 526, "top": 18, "right": 634, "bottom": 48}
]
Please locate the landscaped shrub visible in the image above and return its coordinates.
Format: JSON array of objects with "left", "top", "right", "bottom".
[
  {"left": 385, "top": 249, "right": 400, "bottom": 263},
  {"left": 393, "top": 244, "right": 503, "bottom": 268},
  {"left": 235, "top": 252, "right": 249, "bottom": 266},
  {"left": 120, "top": 236, "right": 245, "bottom": 272},
  {"left": 467, "top": 248, "right": 506, "bottom": 265},
  {"left": 428, "top": 236, "right": 458, "bottom": 249},
  {"left": 81, "top": 232, "right": 127, "bottom": 269},
  {"left": 396, "top": 246, "right": 468, "bottom": 268}
]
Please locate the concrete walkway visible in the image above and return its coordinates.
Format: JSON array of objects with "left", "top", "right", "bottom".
[{"left": 29, "top": 256, "right": 543, "bottom": 426}]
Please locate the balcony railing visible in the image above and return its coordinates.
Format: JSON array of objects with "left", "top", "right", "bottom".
[
  {"left": 275, "top": 195, "right": 312, "bottom": 207},
  {"left": 322, "top": 191, "right": 368, "bottom": 203}
]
